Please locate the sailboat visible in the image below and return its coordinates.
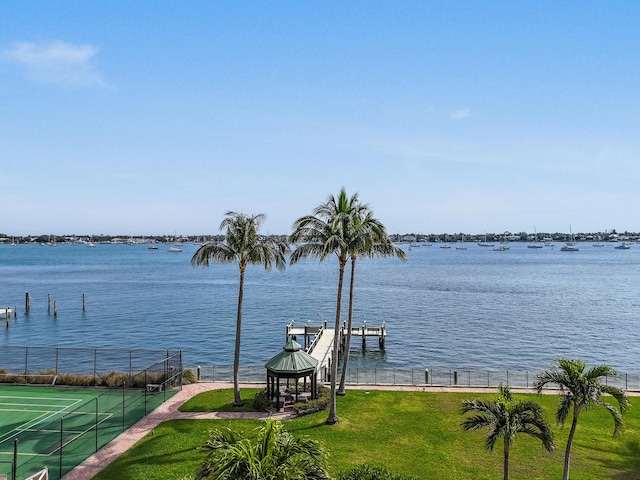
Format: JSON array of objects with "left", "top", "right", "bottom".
[
  {"left": 440, "top": 234, "right": 451, "bottom": 248},
  {"left": 593, "top": 235, "right": 604, "bottom": 247},
  {"left": 477, "top": 232, "right": 494, "bottom": 247},
  {"left": 560, "top": 226, "right": 579, "bottom": 251},
  {"left": 527, "top": 227, "right": 543, "bottom": 248}
]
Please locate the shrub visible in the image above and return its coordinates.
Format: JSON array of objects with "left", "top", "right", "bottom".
[
  {"left": 337, "top": 464, "right": 417, "bottom": 480},
  {"left": 253, "top": 389, "right": 273, "bottom": 412},
  {"left": 293, "top": 385, "right": 329, "bottom": 417},
  {"left": 182, "top": 368, "right": 197, "bottom": 384}
]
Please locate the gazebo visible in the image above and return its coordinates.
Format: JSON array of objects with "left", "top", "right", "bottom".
[{"left": 265, "top": 338, "right": 318, "bottom": 410}]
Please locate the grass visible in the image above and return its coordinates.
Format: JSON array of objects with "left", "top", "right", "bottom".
[{"left": 93, "top": 388, "right": 640, "bottom": 479}]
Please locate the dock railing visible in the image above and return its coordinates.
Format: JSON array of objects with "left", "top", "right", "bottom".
[{"left": 188, "top": 365, "right": 640, "bottom": 392}]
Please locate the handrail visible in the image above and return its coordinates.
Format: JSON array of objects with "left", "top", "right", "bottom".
[{"left": 305, "top": 325, "right": 324, "bottom": 353}]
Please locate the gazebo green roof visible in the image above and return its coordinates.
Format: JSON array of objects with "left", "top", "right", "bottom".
[{"left": 265, "top": 339, "right": 318, "bottom": 374}]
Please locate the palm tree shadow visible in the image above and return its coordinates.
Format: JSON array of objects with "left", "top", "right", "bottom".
[{"left": 596, "top": 438, "right": 640, "bottom": 479}]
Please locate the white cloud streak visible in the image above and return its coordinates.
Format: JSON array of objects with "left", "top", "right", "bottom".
[
  {"left": 449, "top": 108, "right": 472, "bottom": 120},
  {"left": 2, "top": 40, "right": 107, "bottom": 88}
]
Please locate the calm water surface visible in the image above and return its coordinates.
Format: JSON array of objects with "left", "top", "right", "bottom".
[{"left": 1, "top": 242, "right": 639, "bottom": 371}]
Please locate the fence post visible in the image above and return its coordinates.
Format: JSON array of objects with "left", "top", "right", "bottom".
[
  {"left": 12, "top": 439, "right": 18, "bottom": 480},
  {"left": 59, "top": 416, "right": 64, "bottom": 479},
  {"left": 453, "top": 371, "right": 458, "bottom": 386},
  {"left": 122, "top": 382, "right": 126, "bottom": 431},
  {"left": 95, "top": 397, "right": 99, "bottom": 452},
  {"left": 425, "top": 368, "right": 429, "bottom": 385}
]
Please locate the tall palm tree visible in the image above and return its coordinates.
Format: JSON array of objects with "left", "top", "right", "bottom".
[
  {"left": 337, "top": 209, "right": 406, "bottom": 396},
  {"left": 195, "top": 419, "right": 330, "bottom": 479},
  {"left": 534, "top": 358, "right": 630, "bottom": 480},
  {"left": 192, "top": 211, "right": 288, "bottom": 406},
  {"left": 461, "top": 385, "right": 554, "bottom": 480},
  {"left": 289, "top": 187, "right": 362, "bottom": 424}
]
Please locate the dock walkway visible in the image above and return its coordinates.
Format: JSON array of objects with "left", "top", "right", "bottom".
[{"left": 286, "top": 320, "right": 386, "bottom": 382}]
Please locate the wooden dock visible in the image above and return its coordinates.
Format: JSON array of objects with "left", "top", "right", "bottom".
[
  {"left": 286, "top": 319, "right": 387, "bottom": 382},
  {"left": 341, "top": 321, "right": 386, "bottom": 348}
]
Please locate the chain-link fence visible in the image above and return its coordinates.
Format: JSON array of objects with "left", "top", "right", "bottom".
[{"left": 0, "top": 349, "right": 182, "bottom": 480}]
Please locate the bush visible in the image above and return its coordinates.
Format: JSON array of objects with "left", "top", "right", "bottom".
[
  {"left": 337, "top": 464, "right": 417, "bottom": 480},
  {"left": 253, "top": 389, "right": 273, "bottom": 412},
  {"left": 293, "top": 385, "right": 329, "bottom": 417},
  {"left": 182, "top": 368, "right": 197, "bottom": 384}
]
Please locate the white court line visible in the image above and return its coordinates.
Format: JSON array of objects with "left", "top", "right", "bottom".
[{"left": 0, "top": 396, "right": 84, "bottom": 445}]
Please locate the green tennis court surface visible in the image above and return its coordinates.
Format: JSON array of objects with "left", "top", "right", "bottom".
[{"left": 0, "top": 384, "right": 173, "bottom": 480}]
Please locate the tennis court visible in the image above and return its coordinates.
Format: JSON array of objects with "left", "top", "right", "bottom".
[{"left": 0, "top": 384, "right": 172, "bottom": 480}]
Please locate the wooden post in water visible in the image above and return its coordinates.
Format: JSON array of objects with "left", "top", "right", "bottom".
[
  {"left": 82, "top": 294, "right": 86, "bottom": 312},
  {"left": 362, "top": 321, "right": 367, "bottom": 348},
  {"left": 5, "top": 307, "right": 9, "bottom": 328},
  {"left": 25, "top": 292, "right": 30, "bottom": 313},
  {"left": 48, "top": 294, "right": 51, "bottom": 314},
  {"left": 53, "top": 301, "right": 57, "bottom": 317}
]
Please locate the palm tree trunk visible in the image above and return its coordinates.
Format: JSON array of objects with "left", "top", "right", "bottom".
[
  {"left": 563, "top": 412, "right": 579, "bottom": 480},
  {"left": 503, "top": 442, "right": 509, "bottom": 480},
  {"left": 338, "top": 255, "right": 356, "bottom": 395},
  {"left": 326, "top": 259, "right": 346, "bottom": 424},
  {"left": 233, "top": 265, "right": 245, "bottom": 407}
]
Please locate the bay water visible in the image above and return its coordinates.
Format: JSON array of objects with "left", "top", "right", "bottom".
[{"left": 1, "top": 241, "right": 639, "bottom": 372}]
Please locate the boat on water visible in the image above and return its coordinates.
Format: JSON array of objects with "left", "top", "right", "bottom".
[
  {"left": 560, "top": 226, "right": 579, "bottom": 251},
  {"left": 148, "top": 244, "right": 159, "bottom": 250},
  {"left": 167, "top": 245, "right": 183, "bottom": 252},
  {"left": 477, "top": 233, "right": 494, "bottom": 247},
  {"left": 493, "top": 245, "right": 509, "bottom": 251},
  {"left": 615, "top": 242, "right": 631, "bottom": 250},
  {"left": 527, "top": 228, "right": 543, "bottom": 248}
]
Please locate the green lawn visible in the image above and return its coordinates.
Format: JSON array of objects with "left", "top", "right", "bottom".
[{"left": 94, "top": 388, "right": 640, "bottom": 479}]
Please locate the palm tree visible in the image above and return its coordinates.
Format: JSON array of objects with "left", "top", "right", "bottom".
[
  {"left": 192, "top": 211, "right": 288, "bottom": 406},
  {"left": 534, "top": 358, "right": 630, "bottom": 480},
  {"left": 337, "top": 209, "right": 406, "bottom": 396},
  {"left": 195, "top": 419, "right": 330, "bottom": 479},
  {"left": 289, "top": 187, "right": 362, "bottom": 424},
  {"left": 461, "top": 385, "right": 554, "bottom": 480}
]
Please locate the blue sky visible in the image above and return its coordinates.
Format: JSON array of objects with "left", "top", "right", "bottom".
[{"left": 1, "top": 2, "right": 639, "bottom": 236}]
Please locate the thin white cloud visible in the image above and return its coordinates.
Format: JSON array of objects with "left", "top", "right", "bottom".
[
  {"left": 449, "top": 108, "right": 472, "bottom": 120},
  {"left": 2, "top": 40, "right": 107, "bottom": 88}
]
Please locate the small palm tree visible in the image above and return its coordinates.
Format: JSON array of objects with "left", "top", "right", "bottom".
[
  {"left": 195, "top": 419, "right": 330, "bottom": 479},
  {"left": 192, "top": 211, "right": 288, "bottom": 406},
  {"left": 462, "top": 385, "right": 554, "bottom": 480},
  {"left": 534, "top": 358, "right": 630, "bottom": 480},
  {"left": 290, "top": 187, "right": 362, "bottom": 424},
  {"left": 337, "top": 208, "right": 406, "bottom": 396}
]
